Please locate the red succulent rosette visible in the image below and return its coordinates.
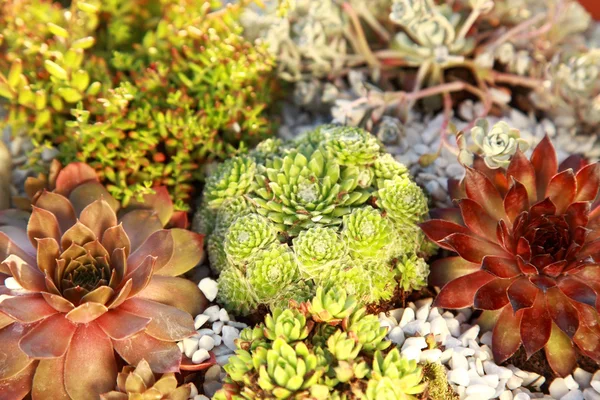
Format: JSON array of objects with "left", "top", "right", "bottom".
[
  {"left": 0, "top": 163, "right": 207, "bottom": 399},
  {"left": 421, "top": 137, "right": 600, "bottom": 376}
]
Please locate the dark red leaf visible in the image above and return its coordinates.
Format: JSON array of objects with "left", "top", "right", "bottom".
[
  {"left": 464, "top": 168, "right": 507, "bottom": 222},
  {"left": 54, "top": 162, "right": 99, "bottom": 197},
  {"left": 429, "top": 256, "right": 481, "bottom": 288},
  {"left": 429, "top": 208, "right": 464, "bottom": 225},
  {"left": 558, "top": 276, "right": 597, "bottom": 308},
  {"left": 496, "top": 220, "right": 515, "bottom": 253},
  {"left": 543, "top": 261, "right": 567, "bottom": 277},
  {"left": 530, "top": 136, "right": 558, "bottom": 203},
  {"left": 546, "top": 169, "right": 576, "bottom": 214},
  {"left": 520, "top": 292, "right": 552, "bottom": 358},
  {"left": 459, "top": 199, "right": 498, "bottom": 241},
  {"left": 516, "top": 238, "right": 532, "bottom": 261},
  {"left": 546, "top": 287, "right": 579, "bottom": 338},
  {"left": 442, "top": 233, "right": 510, "bottom": 264},
  {"left": 474, "top": 278, "right": 513, "bottom": 310},
  {"left": 492, "top": 305, "right": 523, "bottom": 363},
  {"left": 507, "top": 276, "right": 538, "bottom": 312},
  {"left": 504, "top": 179, "right": 530, "bottom": 224},
  {"left": 545, "top": 323, "right": 577, "bottom": 377},
  {"left": 574, "top": 325, "right": 600, "bottom": 362},
  {"left": 481, "top": 256, "right": 521, "bottom": 278},
  {"left": 530, "top": 275, "right": 557, "bottom": 291},
  {"left": 529, "top": 198, "right": 557, "bottom": 219},
  {"left": 507, "top": 150, "right": 537, "bottom": 204},
  {"left": 559, "top": 154, "right": 587, "bottom": 173},
  {"left": 433, "top": 271, "right": 495, "bottom": 309},
  {"left": 565, "top": 202, "right": 590, "bottom": 233},
  {"left": 419, "top": 220, "right": 471, "bottom": 248},
  {"left": 579, "top": 238, "right": 600, "bottom": 261},
  {"left": 575, "top": 163, "right": 600, "bottom": 202},
  {"left": 473, "top": 156, "right": 509, "bottom": 195},
  {"left": 448, "top": 178, "right": 465, "bottom": 201}
]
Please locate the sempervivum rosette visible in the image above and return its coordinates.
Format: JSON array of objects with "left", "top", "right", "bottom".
[
  {"left": 196, "top": 125, "right": 432, "bottom": 316},
  {"left": 421, "top": 136, "right": 600, "bottom": 376},
  {"left": 0, "top": 163, "right": 206, "bottom": 399}
]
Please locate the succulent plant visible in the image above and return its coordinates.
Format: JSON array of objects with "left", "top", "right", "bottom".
[
  {"left": 470, "top": 120, "right": 529, "bottom": 169},
  {"left": 0, "top": 0, "right": 275, "bottom": 210},
  {"left": 199, "top": 125, "right": 430, "bottom": 315},
  {"left": 100, "top": 359, "right": 194, "bottom": 400},
  {"left": 215, "top": 288, "right": 427, "bottom": 400},
  {"left": 421, "top": 135, "right": 600, "bottom": 376},
  {"left": 396, "top": 254, "right": 430, "bottom": 292},
  {"left": 0, "top": 162, "right": 206, "bottom": 398}
]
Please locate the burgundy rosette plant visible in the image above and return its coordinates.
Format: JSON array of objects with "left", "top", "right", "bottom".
[
  {"left": 421, "top": 137, "right": 600, "bottom": 376},
  {"left": 0, "top": 163, "right": 206, "bottom": 399}
]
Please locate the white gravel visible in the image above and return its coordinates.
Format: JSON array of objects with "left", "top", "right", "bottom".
[{"left": 379, "top": 299, "right": 600, "bottom": 400}]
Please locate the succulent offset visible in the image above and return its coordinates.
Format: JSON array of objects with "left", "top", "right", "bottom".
[
  {"left": 198, "top": 125, "right": 431, "bottom": 315},
  {"left": 0, "top": 163, "right": 206, "bottom": 399},
  {"left": 214, "top": 287, "right": 427, "bottom": 400},
  {"left": 0, "top": 0, "right": 275, "bottom": 210},
  {"left": 421, "top": 135, "right": 600, "bottom": 376},
  {"left": 100, "top": 359, "right": 194, "bottom": 400}
]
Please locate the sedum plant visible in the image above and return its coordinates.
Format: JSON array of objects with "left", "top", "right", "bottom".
[
  {"left": 100, "top": 359, "right": 195, "bottom": 400},
  {"left": 214, "top": 287, "right": 427, "bottom": 400},
  {"left": 0, "top": 162, "right": 207, "bottom": 399},
  {"left": 197, "top": 125, "right": 432, "bottom": 315},
  {"left": 0, "top": 0, "right": 275, "bottom": 210},
  {"left": 421, "top": 134, "right": 600, "bottom": 377}
]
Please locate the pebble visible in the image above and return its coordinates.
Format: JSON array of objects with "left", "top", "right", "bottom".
[
  {"left": 388, "top": 326, "right": 405, "bottom": 345},
  {"left": 551, "top": 378, "right": 572, "bottom": 399},
  {"left": 199, "top": 278, "right": 219, "bottom": 301},
  {"left": 204, "top": 305, "right": 220, "bottom": 322},
  {"left": 183, "top": 337, "right": 199, "bottom": 358},
  {"left": 222, "top": 326, "right": 240, "bottom": 351},
  {"left": 212, "top": 321, "right": 224, "bottom": 334},
  {"left": 194, "top": 314, "right": 210, "bottom": 330},
  {"left": 198, "top": 335, "right": 215, "bottom": 351},
  {"left": 192, "top": 348, "right": 210, "bottom": 364}
]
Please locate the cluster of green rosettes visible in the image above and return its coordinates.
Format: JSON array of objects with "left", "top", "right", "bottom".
[
  {"left": 214, "top": 287, "right": 427, "bottom": 400},
  {"left": 198, "top": 125, "right": 432, "bottom": 315},
  {"left": 0, "top": 0, "right": 274, "bottom": 210}
]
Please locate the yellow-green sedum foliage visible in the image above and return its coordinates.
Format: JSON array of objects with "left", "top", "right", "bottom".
[
  {"left": 214, "top": 287, "right": 428, "bottom": 400},
  {"left": 198, "top": 125, "right": 434, "bottom": 315},
  {"left": 0, "top": 0, "right": 275, "bottom": 210}
]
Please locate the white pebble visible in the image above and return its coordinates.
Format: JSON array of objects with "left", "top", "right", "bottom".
[
  {"left": 399, "top": 307, "right": 415, "bottom": 327},
  {"left": 416, "top": 303, "right": 430, "bottom": 321},
  {"left": 451, "top": 352, "right": 469, "bottom": 370},
  {"left": 219, "top": 308, "right": 230, "bottom": 322},
  {"left": 507, "top": 375, "right": 524, "bottom": 390},
  {"left": 189, "top": 383, "right": 198, "bottom": 397},
  {"left": 213, "top": 344, "right": 234, "bottom": 356},
  {"left": 203, "top": 305, "right": 220, "bottom": 322},
  {"left": 194, "top": 314, "right": 210, "bottom": 330},
  {"left": 402, "top": 337, "right": 427, "bottom": 350},
  {"left": 401, "top": 345, "right": 422, "bottom": 361},
  {"left": 212, "top": 335, "right": 222, "bottom": 346},
  {"left": 197, "top": 328, "right": 214, "bottom": 336},
  {"left": 198, "top": 335, "right": 215, "bottom": 351},
  {"left": 213, "top": 321, "right": 224, "bottom": 334},
  {"left": 483, "top": 361, "right": 513, "bottom": 380},
  {"left": 183, "top": 337, "right": 199, "bottom": 358},
  {"left": 222, "top": 326, "right": 240, "bottom": 351},
  {"left": 403, "top": 320, "right": 430, "bottom": 336},
  {"left": 574, "top": 369, "right": 593, "bottom": 388},
  {"left": 194, "top": 396, "right": 209, "bottom": 400},
  {"left": 480, "top": 331, "right": 493, "bottom": 347},
  {"left": 466, "top": 384, "right": 496, "bottom": 399},
  {"left": 583, "top": 388, "right": 600, "bottom": 400},
  {"left": 459, "top": 325, "right": 480, "bottom": 345},
  {"left": 565, "top": 375, "right": 581, "bottom": 391},
  {"left": 591, "top": 371, "right": 600, "bottom": 392},
  {"left": 199, "top": 278, "right": 218, "bottom": 301},
  {"left": 514, "top": 394, "right": 531, "bottom": 400},
  {"left": 561, "top": 390, "right": 584, "bottom": 400},
  {"left": 191, "top": 348, "right": 210, "bottom": 364},
  {"left": 448, "top": 368, "right": 470, "bottom": 386},
  {"left": 420, "top": 349, "right": 442, "bottom": 363},
  {"left": 226, "top": 321, "right": 248, "bottom": 329},
  {"left": 216, "top": 354, "right": 234, "bottom": 366},
  {"left": 500, "top": 391, "right": 514, "bottom": 400},
  {"left": 550, "top": 378, "right": 571, "bottom": 399},
  {"left": 388, "top": 326, "right": 405, "bottom": 345}
]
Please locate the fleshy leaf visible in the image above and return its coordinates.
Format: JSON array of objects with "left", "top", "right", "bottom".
[
  {"left": 19, "top": 313, "right": 77, "bottom": 358},
  {"left": 434, "top": 271, "right": 495, "bottom": 309},
  {"left": 520, "top": 293, "right": 551, "bottom": 358},
  {"left": 492, "top": 305, "right": 523, "bottom": 363}
]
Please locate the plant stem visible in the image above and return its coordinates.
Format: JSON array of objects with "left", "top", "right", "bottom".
[{"left": 342, "top": 2, "right": 381, "bottom": 69}]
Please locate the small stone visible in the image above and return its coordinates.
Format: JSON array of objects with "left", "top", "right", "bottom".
[
  {"left": 194, "top": 314, "right": 210, "bottom": 330},
  {"left": 222, "top": 326, "right": 240, "bottom": 351},
  {"left": 459, "top": 325, "right": 480, "bottom": 345},
  {"left": 483, "top": 373, "right": 499, "bottom": 388},
  {"left": 445, "top": 318, "right": 461, "bottom": 337},
  {"left": 565, "top": 375, "right": 580, "bottom": 391},
  {"left": 402, "top": 337, "right": 427, "bottom": 350},
  {"left": 443, "top": 336, "right": 463, "bottom": 348},
  {"left": 197, "top": 328, "right": 214, "bottom": 336},
  {"left": 399, "top": 307, "right": 415, "bottom": 327},
  {"left": 226, "top": 321, "right": 248, "bottom": 329},
  {"left": 448, "top": 368, "right": 470, "bottom": 386},
  {"left": 403, "top": 320, "right": 430, "bottom": 336},
  {"left": 212, "top": 335, "right": 222, "bottom": 346},
  {"left": 431, "top": 316, "right": 450, "bottom": 339},
  {"left": 198, "top": 278, "right": 219, "bottom": 301},
  {"left": 203, "top": 305, "right": 220, "bottom": 322},
  {"left": 198, "top": 335, "right": 215, "bottom": 351},
  {"left": 420, "top": 349, "right": 442, "bottom": 363},
  {"left": 400, "top": 345, "right": 421, "bottom": 361},
  {"left": 583, "top": 388, "right": 600, "bottom": 400},
  {"left": 480, "top": 331, "right": 493, "bottom": 347},
  {"left": 183, "top": 337, "right": 199, "bottom": 358},
  {"left": 591, "top": 371, "right": 600, "bottom": 392},
  {"left": 514, "top": 394, "right": 531, "bottom": 400},
  {"left": 218, "top": 308, "right": 230, "bottom": 322},
  {"left": 483, "top": 361, "right": 513, "bottom": 379},
  {"left": 451, "top": 352, "right": 469, "bottom": 370},
  {"left": 500, "top": 391, "right": 514, "bottom": 400},
  {"left": 212, "top": 344, "right": 234, "bottom": 356},
  {"left": 189, "top": 384, "right": 198, "bottom": 397},
  {"left": 561, "top": 390, "right": 584, "bottom": 400},
  {"left": 465, "top": 384, "right": 496, "bottom": 399},
  {"left": 388, "top": 326, "right": 405, "bottom": 345},
  {"left": 507, "top": 375, "right": 524, "bottom": 390},
  {"left": 177, "top": 341, "right": 183, "bottom": 352},
  {"left": 212, "top": 321, "right": 224, "bottom": 334},
  {"left": 427, "top": 307, "right": 441, "bottom": 321},
  {"left": 205, "top": 365, "right": 221, "bottom": 382},
  {"left": 191, "top": 348, "right": 210, "bottom": 364},
  {"left": 574, "top": 368, "right": 593, "bottom": 388},
  {"left": 216, "top": 354, "right": 234, "bottom": 366},
  {"left": 550, "top": 378, "right": 571, "bottom": 399},
  {"left": 416, "top": 303, "right": 430, "bottom": 321},
  {"left": 194, "top": 396, "right": 210, "bottom": 400},
  {"left": 440, "top": 348, "right": 453, "bottom": 364},
  {"left": 389, "top": 308, "right": 404, "bottom": 322},
  {"left": 203, "top": 381, "right": 222, "bottom": 398}
]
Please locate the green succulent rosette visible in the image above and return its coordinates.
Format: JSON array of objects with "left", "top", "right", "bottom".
[
  {"left": 320, "top": 126, "right": 381, "bottom": 166},
  {"left": 224, "top": 214, "right": 278, "bottom": 264},
  {"left": 216, "top": 266, "right": 258, "bottom": 316},
  {"left": 247, "top": 243, "right": 299, "bottom": 301},
  {"left": 264, "top": 308, "right": 312, "bottom": 343},
  {"left": 256, "top": 339, "right": 325, "bottom": 398},
  {"left": 376, "top": 176, "right": 428, "bottom": 225},
  {"left": 373, "top": 153, "right": 408, "bottom": 187},
  {"left": 207, "top": 231, "right": 229, "bottom": 273},
  {"left": 308, "top": 287, "right": 357, "bottom": 324},
  {"left": 347, "top": 308, "right": 390, "bottom": 353},
  {"left": 342, "top": 206, "right": 396, "bottom": 259},
  {"left": 396, "top": 254, "right": 430, "bottom": 292},
  {"left": 204, "top": 155, "right": 257, "bottom": 209},
  {"left": 293, "top": 226, "right": 346, "bottom": 278},
  {"left": 214, "top": 195, "right": 254, "bottom": 233}
]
